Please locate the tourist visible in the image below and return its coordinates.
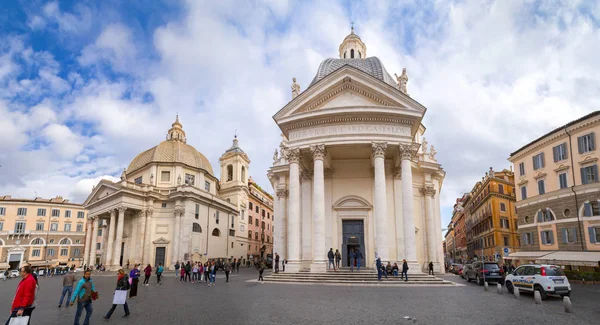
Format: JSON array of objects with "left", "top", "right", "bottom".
[
  {"left": 203, "top": 262, "right": 210, "bottom": 283},
  {"left": 392, "top": 263, "right": 399, "bottom": 277},
  {"left": 156, "top": 264, "right": 163, "bottom": 285},
  {"left": 180, "top": 266, "right": 185, "bottom": 282},
  {"left": 129, "top": 265, "right": 140, "bottom": 298},
  {"left": 385, "top": 262, "right": 392, "bottom": 278},
  {"left": 274, "top": 253, "right": 280, "bottom": 273},
  {"left": 335, "top": 249, "right": 342, "bottom": 269},
  {"left": 283, "top": 259, "right": 287, "bottom": 272},
  {"left": 428, "top": 261, "right": 434, "bottom": 275},
  {"left": 401, "top": 259, "right": 409, "bottom": 282},
  {"left": 349, "top": 249, "right": 356, "bottom": 272},
  {"left": 198, "top": 263, "right": 204, "bottom": 283},
  {"left": 224, "top": 260, "right": 231, "bottom": 283},
  {"left": 103, "top": 269, "right": 130, "bottom": 320},
  {"left": 236, "top": 259, "right": 241, "bottom": 273},
  {"left": 208, "top": 261, "right": 216, "bottom": 286},
  {"left": 58, "top": 269, "right": 76, "bottom": 308},
  {"left": 327, "top": 248, "right": 335, "bottom": 270},
  {"left": 126, "top": 260, "right": 130, "bottom": 270},
  {"left": 258, "top": 261, "right": 265, "bottom": 283},
  {"left": 192, "top": 263, "right": 198, "bottom": 283},
  {"left": 185, "top": 261, "right": 192, "bottom": 282},
  {"left": 6, "top": 265, "right": 37, "bottom": 324},
  {"left": 375, "top": 254, "right": 382, "bottom": 281},
  {"left": 174, "top": 261, "right": 180, "bottom": 278},
  {"left": 143, "top": 264, "right": 152, "bottom": 286},
  {"left": 70, "top": 270, "right": 96, "bottom": 325},
  {"left": 356, "top": 250, "right": 363, "bottom": 271}
]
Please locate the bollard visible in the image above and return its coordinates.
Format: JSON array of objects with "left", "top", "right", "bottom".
[
  {"left": 534, "top": 290, "right": 542, "bottom": 304},
  {"left": 484, "top": 281, "right": 489, "bottom": 291},
  {"left": 514, "top": 287, "right": 520, "bottom": 299},
  {"left": 497, "top": 283, "right": 502, "bottom": 294},
  {"left": 563, "top": 296, "right": 572, "bottom": 313}
]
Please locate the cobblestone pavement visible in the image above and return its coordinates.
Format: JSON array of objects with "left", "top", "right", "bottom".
[{"left": 0, "top": 269, "right": 598, "bottom": 325}]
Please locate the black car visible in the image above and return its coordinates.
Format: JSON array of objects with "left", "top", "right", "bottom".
[{"left": 465, "top": 262, "right": 504, "bottom": 285}]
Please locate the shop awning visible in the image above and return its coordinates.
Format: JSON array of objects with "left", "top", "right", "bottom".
[
  {"left": 505, "top": 251, "right": 555, "bottom": 260},
  {"left": 535, "top": 251, "right": 600, "bottom": 267},
  {"left": 28, "top": 261, "right": 56, "bottom": 267}
]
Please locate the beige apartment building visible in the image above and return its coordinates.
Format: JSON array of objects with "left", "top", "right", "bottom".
[
  {"left": 508, "top": 111, "right": 600, "bottom": 271},
  {"left": 0, "top": 196, "right": 88, "bottom": 271},
  {"left": 246, "top": 177, "right": 274, "bottom": 260}
]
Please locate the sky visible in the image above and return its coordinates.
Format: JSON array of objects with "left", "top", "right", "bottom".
[{"left": 1, "top": 0, "right": 600, "bottom": 231}]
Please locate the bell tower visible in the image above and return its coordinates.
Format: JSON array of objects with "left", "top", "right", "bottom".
[
  {"left": 219, "top": 135, "right": 250, "bottom": 205},
  {"left": 339, "top": 25, "right": 367, "bottom": 59}
]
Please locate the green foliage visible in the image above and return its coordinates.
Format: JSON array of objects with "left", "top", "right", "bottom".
[{"left": 564, "top": 270, "right": 600, "bottom": 281}]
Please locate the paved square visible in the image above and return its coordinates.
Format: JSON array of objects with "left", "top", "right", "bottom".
[{"left": 0, "top": 270, "right": 598, "bottom": 324}]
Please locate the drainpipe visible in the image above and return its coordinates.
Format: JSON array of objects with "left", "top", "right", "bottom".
[{"left": 565, "top": 126, "right": 585, "bottom": 252}]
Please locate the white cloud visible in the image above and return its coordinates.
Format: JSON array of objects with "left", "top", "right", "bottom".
[
  {"left": 41, "top": 124, "right": 84, "bottom": 159},
  {"left": 78, "top": 24, "right": 138, "bottom": 72}
]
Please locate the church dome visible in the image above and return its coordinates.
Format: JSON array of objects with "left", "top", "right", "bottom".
[
  {"left": 309, "top": 57, "right": 397, "bottom": 88},
  {"left": 126, "top": 116, "right": 214, "bottom": 175}
]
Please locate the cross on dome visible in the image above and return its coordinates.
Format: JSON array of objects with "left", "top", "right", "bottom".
[
  {"left": 166, "top": 115, "right": 186, "bottom": 143},
  {"left": 339, "top": 25, "right": 367, "bottom": 59}
]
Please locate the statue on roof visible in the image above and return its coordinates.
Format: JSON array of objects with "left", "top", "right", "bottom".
[
  {"left": 395, "top": 68, "right": 409, "bottom": 94},
  {"left": 421, "top": 137, "right": 428, "bottom": 153},
  {"left": 291, "top": 77, "right": 301, "bottom": 99},
  {"left": 488, "top": 167, "right": 495, "bottom": 178},
  {"left": 273, "top": 149, "right": 279, "bottom": 163},
  {"left": 429, "top": 145, "right": 437, "bottom": 161},
  {"left": 120, "top": 168, "right": 127, "bottom": 181}
]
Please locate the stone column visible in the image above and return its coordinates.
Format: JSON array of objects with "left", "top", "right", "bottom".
[
  {"left": 105, "top": 210, "right": 116, "bottom": 267},
  {"left": 372, "top": 142, "right": 389, "bottom": 261},
  {"left": 393, "top": 167, "right": 405, "bottom": 261},
  {"left": 421, "top": 186, "right": 438, "bottom": 268},
  {"left": 83, "top": 218, "right": 92, "bottom": 267},
  {"left": 287, "top": 147, "right": 301, "bottom": 269},
  {"left": 310, "top": 144, "right": 326, "bottom": 271},
  {"left": 89, "top": 217, "right": 99, "bottom": 267},
  {"left": 275, "top": 187, "right": 288, "bottom": 263},
  {"left": 112, "top": 206, "right": 126, "bottom": 267},
  {"left": 300, "top": 169, "right": 312, "bottom": 262},
  {"left": 143, "top": 207, "right": 153, "bottom": 265},
  {"left": 399, "top": 143, "right": 420, "bottom": 271},
  {"left": 172, "top": 207, "right": 182, "bottom": 265},
  {"left": 130, "top": 211, "right": 140, "bottom": 263}
]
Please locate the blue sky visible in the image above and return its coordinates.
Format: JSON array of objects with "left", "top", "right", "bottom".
[{"left": 1, "top": 0, "right": 600, "bottom": 233}]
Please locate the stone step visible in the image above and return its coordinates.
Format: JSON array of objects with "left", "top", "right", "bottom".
[
  {"left": 270, "top": 273, "right": 436, "bottom": 278},
  {"left": 263, "top": 277, "right": 453, "bottom": 285},
  {"left": 267, "top": 277, "right": 444, "bottom": 282}
]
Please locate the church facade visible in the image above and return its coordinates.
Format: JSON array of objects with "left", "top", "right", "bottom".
[
  {"left": 268, "top": 29, "right": 446, "bottom": 273},
  {"left": 83, "top": 117, "right": 250, "bottom": 270}
]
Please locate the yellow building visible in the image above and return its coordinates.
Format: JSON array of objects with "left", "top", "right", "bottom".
[
  {"left": 465, "top": 168, "right": 520, "bottom": 264},
  {"left": 0, "top": 195, "right": 88, "bottom": 271}
]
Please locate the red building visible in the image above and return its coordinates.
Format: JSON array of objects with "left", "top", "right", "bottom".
[{"left": 246, "top": 177, "right": 274, "bottom": 260}]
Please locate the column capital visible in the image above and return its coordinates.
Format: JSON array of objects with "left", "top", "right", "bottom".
[
  {"left": 117, "top": 206, "right": 127, "bottom": 213},
  {"left": 371, "top": 142, "right": 388, "bottom": 159},
  {"left": 174, "top": 206, "right": 185, "bottom": 216},
  {"left": 392, "top": 166, "right": 402, "bottom": 179},
  {"left": 309, "top": 144, "right": 326, "bottom": 161},
  {"left": 286, "top": 147, "right": 301, "bottom": 163},
  {"left": 110, "top": 209, "right": 117, "bottom": 217},
  {"left": 276, "top": 188, "right": 289, "bottom": 199},
  {"left": 146, "top": 207, "right": 154, "bottom": 217},
  {"left": 137, "top": 210, "right": 145, "bottom": 218},
  {"left": 300, "top": 169, "right": 312, "bottom": 181},
  {"left": 420, "top": 186, "right": 436, "bottom": 197},
  {"left": 399, "top": 142, "right": 420, "bottom": 161}
]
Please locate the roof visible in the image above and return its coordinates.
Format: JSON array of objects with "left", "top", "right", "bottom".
[
  {"left": 510, "top": 111, "right": 600, "bottom": 157},
  {"left": 309, "top": 57, "right": 397, "bottom": 88},
  {"left": 0, "top": 195, "right": 82, "bottom": 206},
  {"left": 225, "top": 136, "right": 244, "bottom": 154},
  {"left": 127, "top": 140, "right": 214, "bottom": 175}
]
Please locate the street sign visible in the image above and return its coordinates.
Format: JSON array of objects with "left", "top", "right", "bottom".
[{"left": 503, "top": 247, "right": 509, "bottom": 253}]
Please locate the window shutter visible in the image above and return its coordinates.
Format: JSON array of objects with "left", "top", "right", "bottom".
[
  {"left": 553, "top": 146, "right": 558, "bottom": 162},
  {"left": 571, "top": 228, "right": 577, "bottom": 243},
  {"left": 562, "top": 229, "right": 568, "bottom": 243},
  {"left": 584, "top": 202, "right": 592, "bottom": 216},
  {"left": 593, "top": 165, "right": 599, "bottom": 182},
  {"left": 541, "top": 152, "right": 545, "bottom": 168},
  {"left": 589, "top": 227, "right": 597, "bottom": 244},
  {"left": 563, "top": 143, "right": 568, "bottom": 159},
  {"left": 591, "top": 132, "right": 596, "bottom": 151},
  {"left": 548, "top": 230, "right": 554, "bottom": 244},
  {"left": 521, "top": 233, "right": 527, "bottom": 245},
  {"left": 540, "top": 231, "right": 546, "bottom": 245},
  {"left": 581, "top": 167, "right": 587, "bottom": 185},
  {"left": 578, "top": 136, "right": 584, "bottom": 154},
  {"left": 537, "top": 211, "right": 543, "bottom": 223}
]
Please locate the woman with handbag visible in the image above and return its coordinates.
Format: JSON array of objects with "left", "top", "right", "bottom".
[
  {"left": 103, "top": 269, "right": 130, "bottom": 320},
  {"left": 128, "top": 265, "right": 140, "bottom": 298},
  {"left": 70, "top": 270, "right": 96, "bottom": 325}
]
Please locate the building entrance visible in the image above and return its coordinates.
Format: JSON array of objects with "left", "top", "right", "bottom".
[
  {"left": 341, "top": 220, "right": 365, "bottom": 267},
  {"left": 155, "top": 247, "right": 165, "bottom": 267}
]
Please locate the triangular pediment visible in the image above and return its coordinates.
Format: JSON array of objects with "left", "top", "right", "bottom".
[
  {"left": 153, "top": 237, "right": 170, "bottom": 244},
  {"left": 83, "top": 180, "right": 121, "bottom": 206}
]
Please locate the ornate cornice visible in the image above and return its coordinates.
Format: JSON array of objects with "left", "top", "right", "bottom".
[
  {"left": 578, "top": 156, "right": 598, "bottom": 166},
  {"left": 553, "top": 164, "right": 570, "bottom": 173},
  {"left": 533, "top": 172, "right": 547, "bottom": 180},
  {"left": 310, "top": 144, "right": 326, "bottom": 161},
  {"left": 399, "top": 142, "right": 420, "bottom": 161},
  {"left": 284, "top": 116, "right": 414, "bottom": 132},
  {"left": 286, "top": 147, "right": 301, "bottom": 164},
  {"left": 117, "top": 206, "right": 127, "bottom": 213},
  {"left": 371, "top": 142, "right": 387, "bottom": 159},
  {"left": 420, "top": 186, "right": 436, "bottom": 197}
]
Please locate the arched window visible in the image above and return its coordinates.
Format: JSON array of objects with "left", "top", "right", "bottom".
[
  {"left": 255, "top": 232, "right": 258, "bottom": 240},
  {"left": 351, "top": 49, "right": 355, "bottom": 58},
  {"left": 227, "top": 165, "right": 233, "bottom": 181},
  {"left": 248, "top": 230, "right": 252, "bottom": 238},
  {"left": 536, "top": 209, "right": 555, "bottom": 223},
  {"left": 358, "top": 51, "right": 361, "bottom": 58},
  {"left": 59, "top": 238, "right": 71, "bottom": 245},
  {"left": 31, "top": 238, "right": 43, "bottom": 245},
  {"left": 241, "top": 166, "right": 246, "bottom": 183},
  {"left": 212, "top": 228, "right": 221, "bottom": 237},
  {"left": 193, "top": 223, "right": 202, "bottom": 233}
]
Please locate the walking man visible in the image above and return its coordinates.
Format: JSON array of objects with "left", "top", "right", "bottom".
[
  {"left": 401, "top": 259, "right": 409, "bottom": 282},
  {"left": 428, "top": 261, "right": 434, "bottom": 275},
  {"left": 236, "top": 259, "right": 241, "bottom": 273},
  {"left": 59, "top": 269, "right": 76, "bottom": 308},
  {"left": 327, "top": 248, "right": 335, "bottom": 270},
  {"left": 174, "top": 261, "right": 180, "bottom": 278},
  {"left": 70, "top": 270, "right": 96, "bottom": 325},
  {"left": 156, "top": 264, "right": 163, "bottom": 285},
  {"left": 184, "top": 261, "right": 192, "bottom": 282},
  {"left": 282, "top": 259, "right": 286, "bottom": 272},
  {"left": 349, "top": 249, "right": 356, "bottom": 272},
  {"left": 335, "top": 249, "right": 342, "bottom": 269},
  {"left": 6, "top": 265, "right": 37, "bottom": 324},
  {"left": 376, "top": 254, "right": 382, "bottom": 281},
  {"left": 224, "top": 260, "right": 231, "bottom": 283},
  {"left": 258, "top": 261, "right": 265, "bottom": 283},
  {"left": 356, "top": 249, "right": 363, "bottom": 271},
  {"left": 274, "top": 253, "right": 280, "bottom": 273}
]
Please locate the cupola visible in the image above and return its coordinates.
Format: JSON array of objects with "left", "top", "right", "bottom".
[{"left": 338, "top": 26, "right": 367, "bottom": 59}]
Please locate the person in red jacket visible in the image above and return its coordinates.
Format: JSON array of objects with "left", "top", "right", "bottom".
[{"left": 6, "top": 265, "right": 36, "bottom": 325}]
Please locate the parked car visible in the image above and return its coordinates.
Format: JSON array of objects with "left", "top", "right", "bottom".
[
  {"left": 460, "top": 264, "right": 472, "bottom": 279},
  {"left": 465, "top": 262, "right": 504, "bottom": 285},
  {"left": 505, "top": 264, "right": 571, "bottom": 300},
  {"left": 10, "top": 269, "right": 19, "bottom": 278},
  {"left": 449, "top": 263, "right": 463, "bottom": 274}
]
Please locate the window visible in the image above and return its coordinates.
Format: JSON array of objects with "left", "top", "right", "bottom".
[
  {"left": 524, "top": 232, "right": 533, "bottom": 245},
  {"left": 193, "top": 223, "right": 202, "bottom": 233},
  {"left": 262, "top": 209, "right": 265, "bottom": 218},
  {"left": 248, "top": 230, "right": 252, "bottom": 238},
  {"left": 37, "top": 208, "right": 46, "bottom": 216},
  {"left": 0, "top": 207, "right": 4, "bottom": 215},
  {"left": 553, "top": 143, "right": 568, "bottom": 162},
  {"left": 75, "top": 240, "right": 80, "bottom": 244},
  {"left": 267, "top": 212, "right": 270, "bottom": 219},
  {"left": 96, "top": 243, "right": 101, "bottom": 250},
  {"left": 241, "top": 210, "right": 244, "bottom": 221},
  {"left": 227, "top": 165, "right": 233, "bottom": 181},
  {"left": 195, "top": 204, "right": 199, "bottom": 219},
  {"left": 98, "top": 229, "right": 102, "bottom": 236},
  {"left": 255, "top": 219, "right": 258, "bottom": 227},
  {"left": 32, "top": 249, "right": 40, "bottom": 257},
  {"left": 134, "top": 176, "right": 143, "bottom": 184},
  {"left": 17, "top": 208, "right": 27, "bottom": 216},
  {"left": 65, "top": 210, "right": 71, "bottom": 218},
  {"left": 520, "top": 186, "right": 527, "bottom": 200},
  {"left": 229, "top": 229, "right": 235, "bottom": 236},
  {"left": 261, "top": 221, "right": 265, "bottom": 229},
  {"left": 74, "top": 248, "right": 80, "bottom": 256},
  {"left": 533, "top": 153, "right": 545, "bottom": 170},
  {"left": 60, "top": 248, "right": 68, "bottom": 256},
  {"left": 519, "top": 162, "right": 525, "bottom": 176},
  {"left": 255, "top": 232, "right": 258, "bottom": 240},
  {"left": 64, "top": 224, "right": 71, "bottom": 232},
  {"left": 267, "top": 235, "right": 270, "bottom": 243},
  {"left": 231, "top": 216, "right": 235, "bottom": 228},
  {"left": 241, "top": 166, "right": 246, "bottom": 182},
  {"left": 498, "top": 184, "right": 504, "bottom": 194},
  {"left": 36, "top": 222, "right": 44, "bottom": 231},
  {"left": 589, "top": 227, "right": 600, "bottom": 243},
  {"left": 500, "top": 218, "right": 509, "bottom": 229},
  {"left": 577, "top": 133, "right": 596, "bottom": 154},
  {"left": 581, "top": 165, "right": 598, "bottom": 184},
  {"left": 267, "top": 224, "right": 270, "bottom": 230},
  {"left": 562, "top": 228, "right": 577, "bottom": 244},
  {"left": 503, "top": 236, "right": 509, "bottom": 246},
  {"left": 50, "top": 223, "right": 58, "bottom": 231},
  {"left": 212, "top": 228, "right": 221, "bottom": 237},
  {"left": 205, "top": 181, "right": 211, "bottom": 192},
  {"left": 185, "top": 173, "right": 195, "bottom": 185},
  {"left": 161, "top": 171, "right": 170, "bottom": 182},
  {"left": 31, "top": 238, "right": 43, "bottom": 245},
  {"left": 538, "top": 180, "right": 545, "bottom": 195},
  {"left": 540, "top": 230, "right": 554, "bottom": 245},
  {"left": 0, "top": 221, "right": 3, "bottom": 231},
  {"left": 255, "top": 206, "right": 259, "bottom": 213},
  {"left": 76, "top": 224, "right": 83, "bottom": 232},
  {"left": 162, "top": 203, "right": 167, "bottom": 208},
  {"left": 249, "top": 202, "right": 253, "bottom": 210},
  {"left": 60, "top": 238, "right": 70, "bottom": 245},
  {"left": 559, "top": 173, "right": 568, "bottom": 189},
  {"left": 500, "top": 202, "right": 506, "bottom": 212},
  {"left": 537, "top": 209, "right": 554, "bottom": 222},
  {"left": 77, "top": 211, "right": 85, "bottom": 219},
  {"left": 47, "top": 248, "right": 55, "bottom": 256},
  {"left": 14, "top": 221, "right": 26, "bottom": 233},
  {"left": 49, "top": 239, "right": 54, "bottom": 244},
  {"left": 351, "top": 49, "right": 355, "bottom": 58},
  {"left": 215, "top": 211, "right": 220, "bottom": 224},
  {"left": 240, "top": 224, "right": 245, "bottom": 232},
  {"left": 52, "top": 209, "right": 60, "bottom": 217},
  {"left": 248, "top": 216, "right": 253, "bottom": 225}
]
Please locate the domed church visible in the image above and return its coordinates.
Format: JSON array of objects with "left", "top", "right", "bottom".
[
  {"left": 269, "top": 27, "right": 446, "bottom": 273},
  {"left": 83, "top": 117, "right": 250, "bottom": 270}
]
